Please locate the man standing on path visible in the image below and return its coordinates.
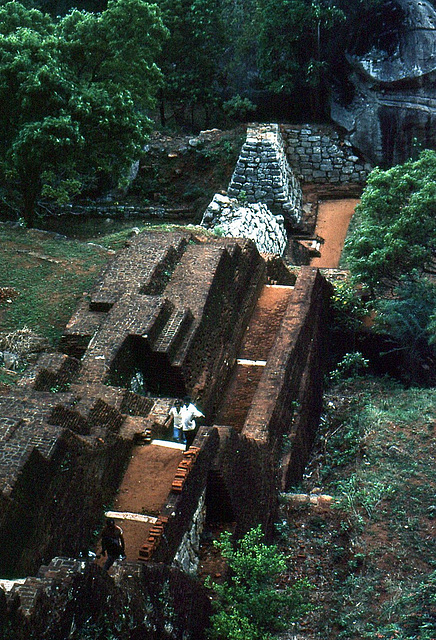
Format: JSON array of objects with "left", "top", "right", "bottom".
[
  {"left": 167, "top": 398, "right": 184, "bottom": 443},
  {"left": 100, "top": 518, "right": 125, "bottom": 571},
  {"left": 181, "top": 396, "right": 204, "bottom": 450}
]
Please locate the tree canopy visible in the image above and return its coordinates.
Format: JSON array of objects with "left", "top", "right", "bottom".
[
  {"left": 344, "top": 150, "right": 436, "bottom": 294},
  {"left": 154, "top": 0, "right": 225, "bottom": 128},
  {"left": 256, "top": 0, "right": 345, "bottom": 118},
  {"left": 0, "top": 0, "right": 167, "bottom": 226}
]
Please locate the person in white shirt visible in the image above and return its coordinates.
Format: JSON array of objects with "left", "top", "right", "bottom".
[
  {"left": 181, "top": 396, "right": 204, "bottom": 450},
  {"left": 167, "top": 399, "right": 184, "bottom": 443}
]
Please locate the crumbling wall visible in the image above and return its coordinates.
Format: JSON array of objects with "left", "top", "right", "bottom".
[
  {"left": 2, "top": 559, "right": 212, "bottom": 640},
  {"left": 201, "top": 194, "right": 288, "bottom": 255},
  {"left": 206, "top": 268, "right": 332, "bottom": 536},
  {"left": 227, "top": 123, "right": 303, "bottom": 225},
  {"left": 242, "top": 269, "right": 332, "bottom": 463},
  {"left": 0, "top": 425, "right": 131, "bottom": 576},
  {"left": 141, "top": 428, "right": 219, "bottom": 566},
  {"left": 166, "top": 238, "right": 266, "bottom": 416}
]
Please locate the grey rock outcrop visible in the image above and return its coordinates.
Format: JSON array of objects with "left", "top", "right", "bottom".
[{"left": 331, "top": 0, "right": 436, "bottom": 166}]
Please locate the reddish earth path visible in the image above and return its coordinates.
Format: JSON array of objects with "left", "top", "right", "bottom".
[
  {"left": 97, "top": 441, "right": 184, "bottom": 566},
  {"left": 310, "top": 198, "right": 359, "bottom": 268},
  {"left": 216, "top": 285, "right": 294, "bottom": 430}
]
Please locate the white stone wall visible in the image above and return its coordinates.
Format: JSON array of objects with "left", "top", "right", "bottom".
[{"left": 201, "top": 194, "right": 288, "bottom": 256}]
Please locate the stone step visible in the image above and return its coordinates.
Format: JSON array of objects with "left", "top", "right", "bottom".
[{"left": 152, "top": 308, "right": 193, "bottom": 362}]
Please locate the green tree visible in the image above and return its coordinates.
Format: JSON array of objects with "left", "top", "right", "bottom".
[
  {"left": 344, "top": 151, "right": 436, "bottom": 382},
  {"left": 207, "top": 525, "right": 313, "bottom": 640},
  {"left": 344, "top": 150, "right": 436, "bottom": 294},
  {"left": 374, "top": 276, "right": 436, "bottom": 380},
  {"left": 256, "top": 0, "right": 344, "bottom": 118},
  {"left": 0, "top": 0, "right": 167, "bottom": 226},
  {"left": 155, "top": 0, "right": 225, "bottom": 128}
]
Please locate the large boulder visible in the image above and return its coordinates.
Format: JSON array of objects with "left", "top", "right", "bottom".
[{"left": 331, "top": 0, "right": 436, "bottom": 166}]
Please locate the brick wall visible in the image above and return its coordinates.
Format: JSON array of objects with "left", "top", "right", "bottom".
[
  {"left": 5, "top": 560, "right": 211, "bottom": 640},
  {"left": 0, "top": 231, "right": 333, "bottom": 636}
]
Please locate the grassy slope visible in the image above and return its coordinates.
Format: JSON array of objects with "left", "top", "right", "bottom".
[
  {"left": 0, "top": 225, "right": 111, "bottom": 346},
  {"left": 283, "top": 376, "right": 436, "bottom": 640}
]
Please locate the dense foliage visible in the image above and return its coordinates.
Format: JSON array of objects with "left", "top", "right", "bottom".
[
  {"left": 256, "top": 0, "right": 345, "bottom": 118},
  {"left": 0, "top": 0, "right": 391, "bottom": 219},
  {"left": 345, "top": 150, "right": 436, "bottom": 293},
  {"left": 207, "top": 525, "right": 312, "bottom": 640},
  {"left": 0, "top": 0, "right": 167, "bottom": 226},
  {"left": 344, "top": 151, "right": 436, "bottom": 382},
  {"left": 4, "top": 0, "right": 389, "bottom": 128}
]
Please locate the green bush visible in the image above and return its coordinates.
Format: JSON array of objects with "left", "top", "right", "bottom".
[
  {"left": 206, "top": 525, "right": 313, "bottom": 640},
  {"left": 330, "top": 351, "right": 369, "bottom": 384}
]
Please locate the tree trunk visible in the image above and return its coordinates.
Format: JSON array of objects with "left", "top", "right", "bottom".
[
  {"left": 159, "top": 88, "right": 166, "bottom": 128},
  {"left": 21, "top": 174, "right": 38, "bottom": 228}
]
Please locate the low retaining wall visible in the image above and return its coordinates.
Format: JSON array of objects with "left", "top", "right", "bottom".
[
  {"left": 2, "top": 560, "right": 212, "bottom": 640},
  {"left": 281, "top": 123, "right": 372, "bottom": 184}
]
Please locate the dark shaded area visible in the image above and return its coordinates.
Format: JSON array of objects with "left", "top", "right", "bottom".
[
  {"left": 107, "top": 335, "right": 187, "bottom": 397},
  {"left": 349, "top": 0, "right": 406, "bottom": 56}
]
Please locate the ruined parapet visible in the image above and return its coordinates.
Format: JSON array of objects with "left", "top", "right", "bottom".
[
  {"left": 3, "top": 559, "right": 212, "bottom": 640},
  {"left": 227, "top": 123, "right": 303, "bottom": 225},
  {"left": 201, "top": 194, "right": 287, "bottom": 256},
  {"left": 208, "top": 268, "right": 332, "bottom": 535},
  {"left": 281, "top": 124, "right": 371, "bottom": 184},
  {"left": 243, "top": 269, "right": 331, "bottom": 451}
]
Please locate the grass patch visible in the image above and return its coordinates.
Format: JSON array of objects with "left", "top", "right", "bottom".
[
  {"left": 294, "top": 376, "right": 436, "bottom": 639},
  {"left": 0, "top": 225, "right": 110, "bottom": 346}
]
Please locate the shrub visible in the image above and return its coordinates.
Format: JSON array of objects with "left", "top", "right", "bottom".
[{"left": 206, "top": 525, "right": 313, "bottom": 640}]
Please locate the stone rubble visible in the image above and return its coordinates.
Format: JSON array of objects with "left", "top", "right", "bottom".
[{"left": 201, "top": 193, "right": 288, "bottom": 256}]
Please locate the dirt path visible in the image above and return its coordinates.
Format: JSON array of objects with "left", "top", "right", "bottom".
[
  {"left": 97, "top": 441, "right": 184, "bottom": 565},
  {"left": 216, "top": 285, "right": 294, "bottom": 430},
  {"left": 310, "top": 198, "right": 359, "bottom": 268}
]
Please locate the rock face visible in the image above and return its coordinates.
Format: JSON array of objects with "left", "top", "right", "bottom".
[{"left": 331, "top": 0, "right": 436, "bottom": 166}]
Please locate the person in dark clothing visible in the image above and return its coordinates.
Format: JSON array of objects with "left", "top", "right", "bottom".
[{"left": 100, "top": 518, "right": 125, "bottom": 571}]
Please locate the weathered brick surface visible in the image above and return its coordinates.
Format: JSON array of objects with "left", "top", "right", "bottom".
[
  {"left": 0, "top": 228, "right": 332, "bottom": 637},
  {"left": 89, "top": 231, "right": 190, "bottom": 310},
  {"left": 5, "top": 560, "right": 212, "bottom": 640}
]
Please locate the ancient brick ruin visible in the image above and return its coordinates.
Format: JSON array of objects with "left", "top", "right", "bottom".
[
  {"left": 0, "top": 227, "right": 331, "bottom": 637},
  {"left": 0, "top": 120, "right": 370, "bottom": 638}
]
